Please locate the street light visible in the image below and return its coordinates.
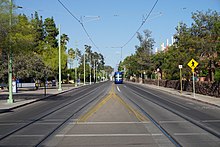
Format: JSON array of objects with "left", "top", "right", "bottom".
[
  {"left": 93, "top": 60, "right": 96, "bottom": 83},
  {"left": 58, "top": 25, "right": 62, "bottom": 91},
  {"left": 84, "top": 51, "right": 86, "bottom": 85},
  {"left": 7, "top": 0, "right": 13, "bottom": 103},
  {"left": 89, "top": 55, "right": 92, "bottom": 85},
  {"left": 75, "top": 41, "right": 78, "bottom": 87}
]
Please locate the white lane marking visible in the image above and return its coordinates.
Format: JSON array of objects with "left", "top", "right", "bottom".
[
  {"left": 75, "top": 121, "right": 150, "bottom": 125},
  {"left": 116, "top": 86, "right": 121, "bottom": 92},
  {"left": 13, "top": 135, "right": 44, "bottom": 137},
  {"left": 0, "top": 123, "right": 26, "bottom": 125},
  {"left": 159, "top": 120, "right": 188, "bottom": 124},
  {"left": 34, "top": 122, "right": 61, "bottom": 125},
  {"left": 174, "top": 133, "right": 209, "bottom": 136},
  {"left": 56, "top": 133, "right": 163, "bottom": 137},
  {"left": 202, "top": 120, "right": 220, "bottom": 123}
]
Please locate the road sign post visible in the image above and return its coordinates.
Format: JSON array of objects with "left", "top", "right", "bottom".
[
  {"left": 192, "top": 70, "right": 195, "bottom": 98},
  {"left": 187, "top": 59, "right": 198, "bottom": 98},
  {"left": 179, "top": 65, "right": 183, "bottom": 94}
]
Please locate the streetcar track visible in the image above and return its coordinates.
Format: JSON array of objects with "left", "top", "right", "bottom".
[
  {"left": 124, "top": 83, "right": 220, "bottom": 139},
  {"left": 35, "top": 85, "right": 108, "bottom": 146},
  {"left": 0, "top": 82, "right": 110, "bottom": 146},
  {"left": 116, "top": 86, "right": 182, "bottom": 147}
]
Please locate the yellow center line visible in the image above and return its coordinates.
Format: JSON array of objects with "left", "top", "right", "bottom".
[
  {"left": 77, "top": 84, "right": 148, "bottom": 123},
  {"left": 77, "top": 86, "right": 114, "bottom": 123},
  {"left": 113, "top": 92, "right": 148, "bottom": 122}
]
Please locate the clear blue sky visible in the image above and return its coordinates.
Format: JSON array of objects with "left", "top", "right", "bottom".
[{"left": 15, "top": 0, "right": 220, "bottom": 69}]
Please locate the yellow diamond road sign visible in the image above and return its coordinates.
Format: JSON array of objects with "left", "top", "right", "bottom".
[{"left": 187, "top": 59, "right": 198, "bottom": 70}]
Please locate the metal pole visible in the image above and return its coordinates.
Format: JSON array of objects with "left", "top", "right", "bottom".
[
  {"left": 58, "top": 25, "right": 62, "bottom": 91},
  {"left": 84, "top": 52, "right": 85, "bottom": 85},
  {"left": 79, "top": 73, "right": 81, "bottom": 85},
  {"left": 90, "top": 55, "right": 91, "bottom": 85},
  {"left": 180, "top": 68, "right": 182, "bottom": 94},
  {"left": 157, "top": 68, "right": 160, "bottom": 88},
  {"left": 75, "top": 41, "right": 78, "bottom": 87},
  {"left": 158, "top": 74, "right": 159, "bottom": 87},
  {"left": 193, "top": 70, "right": 195, "bottom": 98},
  {"left": 7, "top": 0, "right": 13, "bottom": 103},
  {"left": 94, "top": 60, "right": 96, "bottom": 83},
  {"left": 96, "top": 63, "right": 98, "bottom": 82}
]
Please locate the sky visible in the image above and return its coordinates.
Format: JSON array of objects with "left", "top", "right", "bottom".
[{"left": 15, "top": 0, "right": 220, "bottom": 69}]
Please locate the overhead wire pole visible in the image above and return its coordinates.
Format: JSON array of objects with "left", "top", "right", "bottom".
[
  {"left": 58, "top": 25, "right": 62, "bottom": 91},
  {"left": 7, "top": 0, "right": 13, "bottom": 103},
  {"left": 84, "top": 51, "right": 86, "bottom": 85},
  {"left": 75, "top": 41, "right": 78, "bottom": 87},
  {"left": 90, "top": 55, "right": 92, "bottom": 85}
]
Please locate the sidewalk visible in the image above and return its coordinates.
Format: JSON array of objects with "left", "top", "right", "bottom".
[
  {"left": 0, "top": 85, "right": 76, "bottom": 112},
  {"left": 135, "top": 82, "right": 220, "bottom": 107}
]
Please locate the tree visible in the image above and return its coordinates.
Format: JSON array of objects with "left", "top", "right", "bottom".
[
  {"left": 104, "top": 65, "right": 114, "bottom": 75},
  {"left": 44, "top": 17, "right": 58, "bottom": 48},
  {"left": 136, "top": 30, "right": 155, "bottom": 75},
  {"left": 31, "top": 11, "right": 45, "bottom": 54},
  {"left": 11, "top": 14, "right": 35, "bottom": 54},
  {"left": 61, "top": 33, "right": 69, "bottom": 51},
  {"left": 13, "top": 52, "right": 47, "bottom": 80}
]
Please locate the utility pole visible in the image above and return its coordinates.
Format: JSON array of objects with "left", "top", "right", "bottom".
[
  {"left": 75, "top": 41, "right": 78, "bottom": 87},
  {"left": 94, "top": 60, "right": 96, "bottom": 83},
  {"left": 96, "top": 62, "right": 98, "bottom": 82},
  {"left": 58, "top": 25, "right": 62, "bottom": 91},
  {"left": 179, "top": 65, "right": 183, "bottom": 94},
  {"left": 90, "top": 55, "right": 91, "bottom": 85},
  {"left": 84, "top": 52, "right": 86, "bottom": 85},
  {"left": 7, "top": 0, "right": 13, "bottom": 103}
]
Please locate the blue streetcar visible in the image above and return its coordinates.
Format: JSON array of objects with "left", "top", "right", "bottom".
[{"left": 114, "top": 71, "right": 123, "bottom": 84}]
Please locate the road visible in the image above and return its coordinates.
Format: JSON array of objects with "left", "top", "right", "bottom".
[
  {"left": 0, "top": 81, "right": 219, "bottom": 146},
  {"left": 117, "top": 82, "right": 220, "bottom": 146}
]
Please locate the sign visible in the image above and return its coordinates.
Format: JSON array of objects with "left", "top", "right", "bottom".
[
  {"left": 187, "top": 59, "right": 198, "bottom": 72},
  {"left": 179, "top": 65, "right": 183, "bottom": 69},
  {"left": 12, "top": 81, "right": 17, "bottom": 93}
]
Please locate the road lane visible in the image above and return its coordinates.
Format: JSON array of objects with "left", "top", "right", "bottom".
[
  {"left": 0, "top": 82, "right": 111, "bottom": 146},
  {"left": 44, "top": 84, "right": 175, "bottom": 147},
  {"left": 118, "top": 82, "right": 220, "bottom": 146}
]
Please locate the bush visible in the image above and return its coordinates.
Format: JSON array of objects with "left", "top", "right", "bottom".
[{"left": 215, "top": 68, "right": 220, "bottom": 81}]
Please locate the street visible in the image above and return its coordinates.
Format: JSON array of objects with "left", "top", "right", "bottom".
[{"left": 0, "top": 81, "right": 220, "bottom": 146}]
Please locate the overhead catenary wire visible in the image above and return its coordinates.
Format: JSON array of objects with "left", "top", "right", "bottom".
[
  {"left": 121, "top": 0, "right": 159, "bottom": 48},
  {"left": 58, "top": 0, "right": 159, "bottom": 56},
  {"left": 57, "top": 0, "right": 81, "bottom": 23},
  {"left": 57, "top": 0, "right": 100, "bottom": 52}
]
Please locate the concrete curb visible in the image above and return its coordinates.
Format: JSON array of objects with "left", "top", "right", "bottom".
[{"left": 0, "top": 86, "right": 80, "bottom": 113}]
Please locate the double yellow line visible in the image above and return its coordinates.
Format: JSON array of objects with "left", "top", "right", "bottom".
[{"left": 77, "top": 84, "right": 148, "bottom": 122}]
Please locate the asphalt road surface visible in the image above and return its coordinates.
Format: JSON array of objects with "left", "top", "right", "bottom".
[{"left": 0, "top": 81, "right": 219, "bottom": 147}]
